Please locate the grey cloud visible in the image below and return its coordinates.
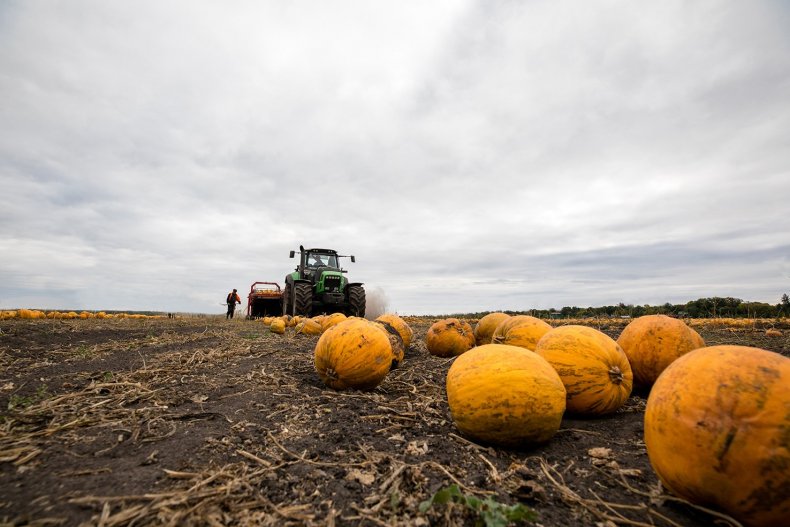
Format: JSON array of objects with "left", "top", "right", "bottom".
[{"left": 1, "top": 1, "right": 788, "bottom": 314}]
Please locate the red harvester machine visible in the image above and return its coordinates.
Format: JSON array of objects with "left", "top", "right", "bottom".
[{"left": 246, "top": 282, "right": 283, "bottom": 319}]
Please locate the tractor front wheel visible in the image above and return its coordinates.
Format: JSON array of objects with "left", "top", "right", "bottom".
[
  {"left": 293, "top": 282, "right": 312, "bottom": 317},
  {"left": 347, "top": 285, "right": 366, "bottom": 317}
]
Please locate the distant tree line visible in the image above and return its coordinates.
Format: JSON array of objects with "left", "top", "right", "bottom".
[{"left": 455, "top": 294, "right": 790, "bottom": 319}]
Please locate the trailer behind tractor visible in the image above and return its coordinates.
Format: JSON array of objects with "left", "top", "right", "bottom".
[{"left": 246, "top": 282, "right": 283, "bottom": 319}]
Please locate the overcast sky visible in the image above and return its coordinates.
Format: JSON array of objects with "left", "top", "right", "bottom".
[{"left": 1, "top": 1, "right": 789, "bottom": 315}]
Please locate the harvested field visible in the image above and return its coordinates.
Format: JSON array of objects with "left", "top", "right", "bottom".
[{"left": 1, "top": 317, "right": 788, "bottom": 526}]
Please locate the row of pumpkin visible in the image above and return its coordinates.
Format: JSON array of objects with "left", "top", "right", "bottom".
[
  {"left": 263, "top": 312, "right": 788, "bottom": 527},
  {"left": 0, "top": 309, "right": 164, "bottom": 320}
]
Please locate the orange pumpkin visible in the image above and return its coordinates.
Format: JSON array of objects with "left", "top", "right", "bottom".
[
  {"left": 426, "top": 318, "right": 475, "bottom": 357},
  {"left": 473, "top": 312, "right": 511, "bottom": 345},
  {"left": 375, "top": 314, "right": 414, "bottom": 349},
  {"left": 314, "top": 318, "right": 392, "bottom": 390},
  {"left": 320, "top": 312, "right": 347, "bottom": 332},
  {"left": 645, "top": 345, "right": 790, "bottom": 527},
  {"left": 617, "top": 314, "right": 705, "bottom": 387},
  {"left": 270, "top": 318, "right": 286, "bottom": 334},
  {"left": 17, "top": 309, "right": 36, "bottom": 319},
  {"left": 373, "top": 320, "right": 406, "bottom": 368},
  {"left": 295, "top": 318, "right": 323, "bottom": 335},
  {"left": 535, "top": 326, "right": 632, "bottom": 415},
  {"left": 446, "top": 344, "right": 566, "bottom": 446},
  {"left": 491, "top": 315, "right": 552, "bottom": 351}
]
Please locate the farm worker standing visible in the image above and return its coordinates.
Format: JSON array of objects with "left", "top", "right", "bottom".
[{"left": 226, "top": 289, "right": 241, "bottom": 319}]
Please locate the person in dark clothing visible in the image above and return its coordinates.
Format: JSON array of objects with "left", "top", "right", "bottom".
[{"left": 226, "top": 289, "right": 241, "bottom": 319}]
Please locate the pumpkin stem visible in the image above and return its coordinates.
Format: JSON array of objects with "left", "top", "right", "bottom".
[
  {"left": 608, "top": 365, "right": 623, "bottom": 385},
  {"left": 326, "top": 368, "right": 339, "bottom": 382}
]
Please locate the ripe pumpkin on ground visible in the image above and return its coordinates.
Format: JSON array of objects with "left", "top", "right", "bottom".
[
  {"left": 269, "top": 318, "right": 286, "bottom": 334},
  {"left": 473, "top": 312, "right": 511, "bottom": 346},
  {"left": 491, "top": 315, "right": 552, "bottom": 351},
  {"left": 314, "top": 318, "right": 392, "bottom": 390},
  {"left": 320, "top": 312, "right": 347, "bottom": 332},
  {"left": 535, "top": 326, "right": 632, "bottom": 415},
  {"left": 645, "top": 345, "right": 790, "bottom": 527},
  {"left": 373, "top": 320, "right": 406, "bottom": 368},
  {"left": 17, "top": 309, "right": 37, "bottom": 319},
  {"left": 375, "top": 314, "right": 414, "bottom": 349},
  {"left": 617, "top": 314, "right": 705, "bottom": 387},
  {"left": 446, "top": 344, "right": 566, "bottom": 447},
  {"left": 425, "top": 318, "right": 475, "bottom": 358},
  {"left": 295, "top": 318, "right": 323, "bottom": 335}
]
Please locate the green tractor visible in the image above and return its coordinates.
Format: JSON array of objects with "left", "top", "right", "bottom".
[{"left": 282, "top": 245, "right": 366, "bottom": 317}]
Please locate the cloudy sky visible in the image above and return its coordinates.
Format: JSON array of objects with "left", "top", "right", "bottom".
[{"left": 1, "top": 1, "right": 789, "bottom": 315}]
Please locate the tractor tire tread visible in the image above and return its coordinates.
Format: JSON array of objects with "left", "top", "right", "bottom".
[
  {"left": 347, "top": 285, "right": 366, "bottom": 317},
  {"left": 294, "top": 283, "right": 313, "bottom": 317}
]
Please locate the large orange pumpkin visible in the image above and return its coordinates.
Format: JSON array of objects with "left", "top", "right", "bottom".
[
  {"left": 645, "top": 345, "right": 790, "bottom": 527},
  {"left": 491, "top": 315, "right": 552, "bottom": 351},
  {"left": 373, "top": 320, "right": 406, "bottom": 368},
  {"left": 320, "top": 312, "right": 347, "bottom": 332},
  {"left": 473, "top": 312, "right": 511, "bottom": 345},
  {"left": 617, "top": 314, "right": 705, "bottom": 387},
  {"left": 446, "top": 344, "right": 566, "bottom": 446},
  {"left": 375, "top": 314, "right": 414, "bottom": 349},
  {"left": 314, "top": 318, "right": 392, "bottom": 390},
  {"left": 426, "top": 318, "right": 475, "bottom": 357},
  {"left": 535, "top": 326, "right": 632, "bottom": 415}
]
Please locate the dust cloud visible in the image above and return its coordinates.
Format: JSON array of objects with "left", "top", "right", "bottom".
[{"left": 365, "top": 286, "right": 389, "bottom": 319}]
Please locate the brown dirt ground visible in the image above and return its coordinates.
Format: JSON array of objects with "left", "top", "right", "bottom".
[{"left": 0, "top": 317, "right": 787, "bottom": 527}]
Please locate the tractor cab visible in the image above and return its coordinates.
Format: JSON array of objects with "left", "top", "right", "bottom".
[
  {"left": 305, "top": 251, "right": 339, "bottom": 271},
  {"left": 284, "top": 245, "right": 365, "bottom": 317}
]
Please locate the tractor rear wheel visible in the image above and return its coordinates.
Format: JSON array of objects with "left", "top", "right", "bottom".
[
  {"left": 293, "top": 282, "right": 313, "bottom": 317},
  {"left": 347, "top": 285, "right": 366, "bottom": 317},
  {"left": 282, "top": 283, "right": 292, "bottom": 316}
]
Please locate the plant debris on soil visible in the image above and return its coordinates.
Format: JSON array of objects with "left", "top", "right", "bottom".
[{"left": 1, "top": 316, "right": 787, "bottom": 526}]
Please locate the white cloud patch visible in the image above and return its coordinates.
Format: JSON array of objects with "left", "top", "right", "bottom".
[{"left": 1, "top": 0, "right": 789, "bottom": 313}]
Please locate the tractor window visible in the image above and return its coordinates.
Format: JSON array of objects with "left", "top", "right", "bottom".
[{"left": 308, "top": 254, "right": 337, "bottom": 268}]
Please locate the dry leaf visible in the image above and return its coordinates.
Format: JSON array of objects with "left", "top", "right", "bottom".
[
  {"left": 406, "top": 441, "right": 429, "bottom": 456},
  {"left": 345, "top": 468, "right": 375, "bottom": 486},
  {"left": 587, "top": 447, "right": 613, "bottom": 459}
]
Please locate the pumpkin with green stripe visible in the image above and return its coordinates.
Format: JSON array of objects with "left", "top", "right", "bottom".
[{"left": 535, "top": 325, "right": 632, "bottom": 415}]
